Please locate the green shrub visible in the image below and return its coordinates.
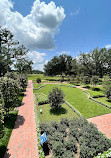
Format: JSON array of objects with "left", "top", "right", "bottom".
[
  {"left": 48, "top": 87, "right": 65, "bottom": 110},
  {"left": 1, "top": 78, "right": 20, "bottom": 115},
  {"left": 18, "top": 75, "right": 27, "bottom": 91},
  {"left": 5, "top": 72, "right": 18, "bottom": 80},
  {"left": 83, "top": 76, "right": 91, "bottom": 84},
  {"left": 37, "top": 78, "right": 41, "bottom": 84}
]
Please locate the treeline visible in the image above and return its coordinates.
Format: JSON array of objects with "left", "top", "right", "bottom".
[
  {"left": 0, "top": 27, "right": 33, "bottom": 76},
  {"left": 44, "top": 48, "right": 111, "bottom": 77}
]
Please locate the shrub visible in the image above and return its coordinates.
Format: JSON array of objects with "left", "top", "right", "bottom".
[
  {"left": 83, "top": 76, "right": 90, "bottom": 84},
  {"left": 91, "top": 76, "right": 99, "bottom": 87},
  {"left": 60, "top": 117, "right": 69, "bottom": 127},
  {"left": 18, "top": 74, "right": 27, "bottom": 91},
  {"left": 1, "top": 78, "right": 20, "bottom": 115},
  {"left": 0, "top": 103, "right": 5, "bottom": 139},
  {"left": 5, "top": 72, "right": 18, "bottom": 80},
  {"left": 37, "top": 78, "right": 41, "bottom": 84},
  {"left": 48, "top": 87, "right": 65, "bottom": 110},
  {"left": 38, "top": 100, "right": 49, "bottom": 105},
  {"left": 103, "top": 75, "right": 111, "bottom": 99}
]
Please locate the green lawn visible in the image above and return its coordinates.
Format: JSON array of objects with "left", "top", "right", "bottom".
[
  {"left": 87, "top": 89, "right": 104, "bottom": 97},
  {"left": 96, "top": 97, "right": 111, "bottom": 107},
  {"left": 35, "top": 84, "right": 111, "bottom": 118},
  {"left": 28, "top": 74, "right": 61, "bottom": 81},
  {"left": 37, "top": 103, "right": 78, "bottom": 124}
]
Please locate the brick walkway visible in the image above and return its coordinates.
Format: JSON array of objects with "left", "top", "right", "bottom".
[
  {"left": 4, "top": 80, "right": 39, "bottom": 158},
  {"left": 88, "top": 113, "right": 111, "bottom": 139}
]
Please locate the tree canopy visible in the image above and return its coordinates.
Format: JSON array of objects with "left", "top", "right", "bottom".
[
  {"left": 44, "top": 48, "right": 111, "bottom": 77},
  {"left": 0, "top": 27, "right": 33, "bottom": 76}
]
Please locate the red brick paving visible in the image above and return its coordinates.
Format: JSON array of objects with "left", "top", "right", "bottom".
[
  {"left": 88, "top": 113, "right": 111, "bottom": 139},
  {"left": 4, "top": 80, "right": 39, "bottom": 158}
]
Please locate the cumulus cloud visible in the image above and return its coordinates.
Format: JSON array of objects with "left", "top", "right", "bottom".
[
  {"left": 105, "top": 44, "right": 111, "bottom": 49},
  {"left": 27, "top": 51, "right": 47, "bottom": 71},
  {"left": 0, "top": 0, "right": 65, "bottom": 49}
]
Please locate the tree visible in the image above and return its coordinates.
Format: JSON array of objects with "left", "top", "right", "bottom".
[
  {"left": 0, "top": 27, "right": 33, "bottom": 76},
  {"left": 15, "top": 59, "right": 33, "bottom": 74},
  {"left": 103, "top": 76, "right": 111, "bottom": 99},
  {"left": 36, "top": 78, "right": 41, "bottom": 84},
  {"left": 91, "top": 76, "right": 99, "bottom": 87},
  {"left": 44, "top": 55, "right": 72, "bottom": 76},
  {"left": 83, "top": 76, "right": 91, "bottom": 85},
  {"left": 0, "top": 27, "right": 18, "bottom": 75},
  {"left": 1, "top": 78, "right": 20, "bottom": 116},
  {"left": 48, "top": 87, "right": 65, "bottom": 110}
]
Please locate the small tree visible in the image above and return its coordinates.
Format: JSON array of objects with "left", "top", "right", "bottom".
[
  {"left": 18, "top": 75, "right": 27, "bottom": 91},
  {"left": 83, "top": 76, "right": 90, "bottom": 85},
  {"left": 48, "top": 87, "right": 65, "bottom": 110},
  {"left": 103, "top": 76, "right": 111, "bottom": 99},
  {"left": 91, "top": 76, "right": 99, "bottom": 87},
  {"left": 1, "top": 78, "right": 20, "bottom": 116},
  {"left": 36, "top": 78, "right": 41, "bottom": 84}
]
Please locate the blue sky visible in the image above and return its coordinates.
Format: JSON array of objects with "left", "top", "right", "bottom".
[{"left": 1, "top": 0, "right": 111, "bottom": 70}]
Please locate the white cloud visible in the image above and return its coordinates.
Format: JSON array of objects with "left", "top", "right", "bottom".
[
  {"left": 27, "top": 51, "right": 47, "bottom": 71},
  {"left": 0, "top": 0, "right": 65, "bottom": 49},
  {"left": 105, "top": 44, "right": 111, "bottom": 49},
  {"left": 70, "top": 8, "right": 80, "bottom": 17},
  {"left": 56, "top": 51, "right": 71, "bottom": 55}
]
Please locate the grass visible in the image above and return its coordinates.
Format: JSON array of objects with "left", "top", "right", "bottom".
[
  {"left": 0, "top": 110, "right": 18, "bottom": 158},
  {"left": 37, "top": 103, "right": 78, "bottom": 124},
  {"left": 34, "top": 84, "right": 111, "bottom": 118},
  {"left": 96, "top": 97, "right": 111, "bottom": 107},
  {"left": 86, "top": 89, "right": 104, "bottom": 97},
  {"left": 28, "top": 74, "right": 61, "bottom": 81},
  {"left": 33, "top": 83, "right": 44, "bottom": 89},
  {"left": 0, "top": 92, "right": 24, "bottom": 158}
]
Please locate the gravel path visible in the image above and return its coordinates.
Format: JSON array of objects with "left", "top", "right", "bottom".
[{"left": 4, "top": 80, "right": 39, "bottom": 158}]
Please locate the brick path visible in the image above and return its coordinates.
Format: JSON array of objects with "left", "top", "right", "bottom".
[
  {"left": 88, "top": 113, "right": 111, "bottom": 139},
  {"left": 4, "top": 80, "right": 39, "bottom": 158}
]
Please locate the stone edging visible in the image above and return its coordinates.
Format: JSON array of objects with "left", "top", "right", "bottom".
[{"left": 33, "top": 84, "right": 45, "bottom": 90}]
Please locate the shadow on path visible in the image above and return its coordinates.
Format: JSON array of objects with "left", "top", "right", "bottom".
[{"left": 14, "top": 115, "right": 25, "bottom": 129}]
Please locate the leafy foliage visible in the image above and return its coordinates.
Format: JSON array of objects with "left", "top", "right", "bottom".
[
  {"left": 40, "top": 118, "right": 111, "bottom": 158},
  {"left": 1, "top": 78, "right": 20, "bottom": 115},
  {"left": 37, "top": 78, "right": 41, "bottom": 84},
  {"left": 91, "top": 76, "right": 99, "bottom": 87},
  {"left": 83, "top": 76, "right": 91, "bottom": 84},
  {"left": 103, "top": 76, "right": 111, "bottom": 99},
  {"left": 48, "top": 87, "right": 65, "bottom": 110}
]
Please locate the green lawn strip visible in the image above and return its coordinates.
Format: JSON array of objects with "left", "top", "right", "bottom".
[
  {"left": 86, "top": 89, "right": 104, "bottom": 97},
  {"left": 28, "top": 74, "right": 61, "bottom": 81},
  {"left": 95, "top": 97, "right": 111, "bottom": 107},
  {"left": 0, "top": 110, "right": 18, "bottom": 158},
  {"left": 37, "top": 103, "right": 78, "bottom": 124},
  {"left": 0, "top": 92, "right": 24, "bottom": 158},
  {"left": 35, "top": 84, "right": 111, "bottom": 118},
  {"left": 60, "top": 86, "right": 111, "bottom": 118}
]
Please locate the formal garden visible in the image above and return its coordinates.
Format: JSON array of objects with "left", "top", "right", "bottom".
[
  {"left": 0, "top": 27, "right": 111, "bottom": 158},
  {"left": 31, "top": 73, "right": 111, "bottom": 158}
]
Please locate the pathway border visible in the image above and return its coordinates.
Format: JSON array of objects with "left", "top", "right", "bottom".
[{"left": 4, "top": 80, "right": 39, "bottom": 158}]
